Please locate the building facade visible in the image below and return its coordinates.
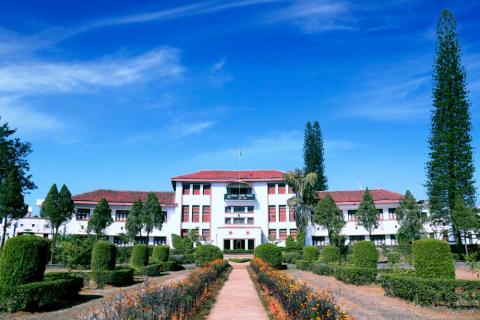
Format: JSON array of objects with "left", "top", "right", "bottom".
[{"left": 2, "top": 169, "right": 472, "bottom": 248}]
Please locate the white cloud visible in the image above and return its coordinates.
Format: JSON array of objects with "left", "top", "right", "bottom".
[
  {"left": 0, "top": 47, "right": 184, "bottom": 95},
  {"left": 169, "top": 120, "right": 216, "bottom": 139},
  {"left": 206, "top": 58, "right": 233, "bottom": 88}
]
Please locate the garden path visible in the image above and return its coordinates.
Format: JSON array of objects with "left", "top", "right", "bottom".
[
  {"left": 207, "top": 262, "right": 268, "bottom": 320},
  {"left": 287, "top": 268, "right": 480, "bottom": 320},
  {"left": 1, "top": 270, "right": 190, "bottom": 320}
]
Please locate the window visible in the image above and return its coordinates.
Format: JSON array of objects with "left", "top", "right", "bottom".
[
  {"left": 268, "top": 229, "right": 276, "bottom": 239},
  {"left": 268, "top": 183, "right": 276, "bottom": 194},
  {"left": 390, "top": 234, "right": 397, "bottom": 245},
  {"left": 248, "top": 239, "right": 255, "bottom": 250},
  {"left": 224, "top": 239, "right": 231, "bottom": 250},
  {"left": 388, "top": 208, "right": 396, "bottom": 220},
  {"left": 202, "top": 206, "right": 210, "bottom": 223},
  {"left": 135, "top": 236, "right": 148, "bottom": 244},
  {"left": 234, "top": 206, "right": 245, "bottom": 213},
  {"left": 288, "top": 185, "right": 294, "bottom": 194},
  {"left": 371, "top": 235, "right": 386, "bottom": 245},
  {"left": 278, "top": 183, "right": 286, "bottom": 194},
  {"left": 182, "top": 206, "right": 190, "bottom": 222},
  {"left": 233, "top": 218, "right": 244, "bottom": 224},
  {"left": 268, "top": 205, "right": 276, "bottom": 222},
  {"left": 115, "top": 210, "right": 129, "bottom": 221},
  {"left": 182, "top": 184, "right": 190, "bottom": 195},
  {"left": 114, "top": 236, "right": 129, "bottom": 246},
  {"left": 225, "top": 206, "right": 232, "bottom": 213},
  {"left": 349, "top": 235, "right": 365, "bottom": 243},
  {"left": 203, "top": 184, "right": 211, "bottom": 195},
  {"left": 279, "top": 205, "right": 287, "bottom": 222},
  {"left": 247, "top": 206, "right": 254, "bottom": 213},
  {"left": 202, "top": 229, "right": 211, "bottom": 241},
  {"left": 247, "top": 217, "right": 254, "bottom": 224},
  {"left": 225, "top": 218, "right": 232, "bottom": 224},
  {"left": 289, "top": 207, "right": 295, "bottom": 222},
  {"left": 290, "top": 229, "right": 297, "bottom": 239},
  {"left": 377, "top": 209, "right": 384, "bottom": 220},
  {"left": 347, "top": 210, "right": 357, "bottom": 221},
  {"left": 279, "top": 229, "right": 287, "bottom": 240},
  {"left": 154, "top": 237, "right": 167, "bottom": 245},
  {"left": 76, "top": 208, "right": 90, "bottom": 220},
  {"left": 192, "top": 206, "right": 200, "bottom": 223},
  {"left": 312, "top": 236, "right": 326, "bottom": 246},
  {"left": 193, "top": 184, "right": 201, "bottom": 195},
  {"left": 181, "top": 229, "right": 189, "bottom": 237}
]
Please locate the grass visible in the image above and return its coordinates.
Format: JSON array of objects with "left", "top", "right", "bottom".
[
  {"left": 229, "top": 258, "right": 251, "bottom": 263},
  {"left": 247, "top": 266, "right": 278, "bottom": 320}
]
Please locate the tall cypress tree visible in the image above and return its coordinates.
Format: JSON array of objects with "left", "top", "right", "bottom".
[
  {"left": 426, "top": 9, "right": 476, "bottom": 251},
  {"left": 303, "top": 121, "right": 327, "bottom": 191}
]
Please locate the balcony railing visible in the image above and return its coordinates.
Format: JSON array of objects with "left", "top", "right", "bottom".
[{"left": 224, "top": 193, "right": 255, "bottom": 201}]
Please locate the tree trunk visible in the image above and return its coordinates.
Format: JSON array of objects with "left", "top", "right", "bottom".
[
  {"left": 146, "top": 231, "right": 150, "bottom": 245},
  {"left": 50, "top": 227, "right": 58, "bottom": 264},
  {"left": 1, "top": 218, "right": 7, "bottom": 249}
]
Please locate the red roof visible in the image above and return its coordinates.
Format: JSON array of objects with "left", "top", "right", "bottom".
[
  {"left": 319, "top": 189, "right": 402, "bottom": 204},
  {"left": 72, "top": 190, "right": 175, "bottom": 206},
  {"left": 171, "top": 170, "right": 285, "bottom": 182}
]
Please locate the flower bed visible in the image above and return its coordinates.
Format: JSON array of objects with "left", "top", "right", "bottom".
[
  {"left": 80, "top": 259, "right": 229, "bottom": 320},
  {"left": 250, "top": 258, "right": 351, "bottom": 320}
]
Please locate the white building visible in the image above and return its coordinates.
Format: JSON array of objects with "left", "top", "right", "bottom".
[{"left": 2, "top": 169, "right": 473, "bottom": 248}]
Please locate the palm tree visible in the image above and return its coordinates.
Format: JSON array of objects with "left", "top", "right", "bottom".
[{"left": 284, "top": 169, "right": 317, "bottom": 235}]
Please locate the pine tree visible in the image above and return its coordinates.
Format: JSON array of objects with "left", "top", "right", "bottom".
[
  {"left": 303, "top": 121, "right": 327, "bottom": 191},
  {"left": 396, "top": 191, "right": 427, "bottom": 244},
  {"left": 426, "top": 10, "right": 476, "bottom": 251},
  {"left": 88, "top": 198, "right": 112, "bottom": 236},
  {"left": 141, "top": 192, "right": 165, "bottom": 241},
  {"left": 313, "top": 194, "right": 345, "bottom": 246},
  {"left": 357, "top": 188, "right": 379, "bottom": 238},
  {"left": 41, "top": 183, "right": 60, "bottom": 233},
  {"left": 126, "top": 199, "right": 143, "bottom": 242},
  {"left": 0, "top": 168, "right": 28, "bottom": 248}
]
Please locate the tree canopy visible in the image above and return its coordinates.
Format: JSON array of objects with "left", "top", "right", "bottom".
[
  {"left": 88, "top": 198, "right": 113, "bottom": 236},
  {"left": 396, "top": 191, "right": 427, "bottom": 244},
  {"left": 125, "top": 199, "right": 143, "bottom": 241},
  {"left": 304, "top": 121, "right": 327, "bottom": 191},
  {"left": 313, "top": 194, "right": 345, "bottom": 246},
  {"left": 357, "top": 188, "right": 379, "bottom": 237},
  {"left": 141, "top": 192, "right": 165, "bottom": 239}
]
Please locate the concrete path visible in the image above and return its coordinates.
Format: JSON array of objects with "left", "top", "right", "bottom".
[{"left": 207, "top": 263, "right": 269, "bottom": 320}]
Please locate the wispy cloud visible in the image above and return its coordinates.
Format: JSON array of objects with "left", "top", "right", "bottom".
[
  {"left": 206, "top": 58, "right": 233, "bottom": 88},
  {"left": 0, "top": 47, "right": 184, "bottom": 95}
]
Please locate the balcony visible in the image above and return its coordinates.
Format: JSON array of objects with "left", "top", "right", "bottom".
[{"left": 224, "top": 193, "right": 255, "bottom": 201}]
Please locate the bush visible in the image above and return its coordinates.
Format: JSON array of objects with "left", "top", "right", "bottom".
[
  {"left": 91, "top": 267, "right": 134, "bottom": 287},
  {"left": 285, "top": 236, "right": 302, "bottom": 251},
  {"left": 320, "top": 246, "right": 341, "bottom": 264},
  {"left": 194, "top": 244, "right": 223, "bottom": 266},
  {"left": 91, "top": 241, "right": 116, "bottom": 271},
  {"left": 282, "top": 251, "right": 302, "bottom": 264},
  {"left": 352, "top": 241, "right": 378, "bottom": 269},
  {"left": 334, "top": 266, "right": 378, "bottom": 285},
  {"left": 160, "top": 261, "right": 177, "bottom": 271},
  {"left": 413, "top": 238, "right": 454, "bottom": 279},
  {"left": 57, "top": 236, "right": 96, "bottom": 269},
  {"left": 387, "top": 250, "right": 401, "bottom": 266},
  {"left": 379, "top": 274, "right": 480, "bottom": 307},
  {"left": 171, "top": 234, "right": 193, "bottom": 253},
  {"left": 254, "top": 243, "right": 282, "bottom": 269},
  {"left": 311, "top": 262, "right": 335, "bottom": 276},
  {"left": 303, "top": 246, "right": 319, "bottom": 261},
  {"left": 136, "top": 263, "right": 164, "bottom": 276},
  {"left": 117, "top": 247, "right": 133, "bottom": 264},
  {"left": 0, "top": 276, "right": 83, "bottom": 312},
  {"left": 223, "top": 249, "right": 254, "bottom": 254},
  {"left": 131, "top": 244, "right": 149, "bottom": 270},
  {"left": 152, "top": 245, "right": 170, "bottom": 263},
  {"left": 0, "top": 235, "right": 50, "bottom": 286},
  {"left": 295, "top": 260, "right": 314, "bottom": 270}
]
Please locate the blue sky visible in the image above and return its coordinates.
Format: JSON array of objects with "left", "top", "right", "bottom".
[{"left": 1, "top": 0, "right": 479, "bottom": 213}]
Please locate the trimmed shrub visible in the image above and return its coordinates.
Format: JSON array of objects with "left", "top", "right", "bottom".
[
  {"left": 320, "top": 246, "right": 341, "bottom": 264},
  {"left": 194, "top": 244, "right": 223, "bottom": 266},
  {"left": 254, "top": 243, "right": 282, "bottom": 269},
  {"left": 334, "top": 266, "right": 377, "bottom": 285},
  {"left": 136, "top": 263, "right": 164, "bottom": 277},
  {"left": 285, "top": 236, "right": 302, "bottom": 251},
  {"left": 352, "top": 241, "right": 378, "bottom": 269},
  {"left": 303, "top": 246, "right": 319, "bottom": 261},
  {"left": 0, "top": 276, "right": 83, "bottom": 312},
  {"left": 223, "top": 249, "right": 254, "bottom": 254},
  {"left": 160, "top": 261, "right": 177, "bottom": 271},
  {"left": 92, "top": 267, "right": 134, "bottom": 287},
  {"left": 117, "top": 247, "right": 132, "bottom": 264},
  {"left": 57, "top": 236, "right": 96, "bottom": 269},
  {"left": 387, "top": 250, "right": 401, "bottom": 266},
  {"left": 311, "top": 262, "right": 335, "bottom": 276},
  {"left": 91, "top": 241, "right": 116, "bottom": 271},
  {"left": 379, "top": 274, "right": 480, "bottom": 307},
  {"left": 282, "top": 251, "right": 302, "bottom": 264},
  {"left": 152, "top": 245, "right": 170, "bottom": 263},
  {"left": 413, "top": 238, "right": 455, "bottom": 279},
  {"left": 131, "top": 244, "right": 149, "bottom": 270},
  {"left": 0, "top": 235, "right": 50, "bottom": 286},
  {"left": 295, "top": 260, "right": 314, "bottom": 270}
]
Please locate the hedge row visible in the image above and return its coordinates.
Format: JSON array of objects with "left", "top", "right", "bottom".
[
  {"left": 282, "top": 251, "right": 302, "bottom": 264},
  {"left": 296, "top": 261, "right": 378, "bottom": 285},
  {"left": 91, "top": 241, "right": 116, "bottom": 271},
  {"left": 250, "top": 258, "right": 351, "bottom": 320},
  {"left": 80, "top": 260, "right": 229, "bottom": 320},
  {"left": 254, "top": 243, "right": 282, "bottom": 269},
  {"left": 379, "top": 274, "right": 480, "bottom": 308},
  {"left": 135, "top": 261, "right": 178, "bottom": 276},
  {"left": 91, "top": 268, "right": 134, "bottom": 288}
]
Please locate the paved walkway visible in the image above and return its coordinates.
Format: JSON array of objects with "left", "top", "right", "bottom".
[{"left": 208, "top": 263, "right": 269, "bottom": 320}]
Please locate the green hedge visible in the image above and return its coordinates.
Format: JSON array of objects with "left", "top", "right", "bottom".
[
  {"left": 303, "top": 246, "right": 319, "bottom": 261},
  {"left": 320, "top": 246, "right": 341, "bottom": 264},
  {"left": 91, "top": 241, "right": 116, "bottom": 271},
  {"left": 334, "top": 266, "right": 378, "bottom": 285},
  {"left": 0, "top": 276, "right": 83, "bottom": 312},
  {"left": 282, "top": 251, "right": 302, "bottom": 264},
  {"left": 152, "top": 245, "right": 170, "bottom": 263},
  {"left": 131, "top": 244, "right": 149, "bottom": 270},
  {"left": 352, "top": 241, "right": 378, "bottom": 269},
  {"left": 136, "top": 263, "right": 164, "bottom": 277},
  {"left": 413, "top": 238, "right": 455, "bottom": 279},
  {"left": 169, "top": 254, "right": 195, "bottom": 265},
  {"left": 285, "top": 236, "right": 302, "bottom": 251},
  {"left": 0, "top": 235, "right": 50, "bottom": 286},
  {"left": 117, "top": 247, "right": 132, "bottom": 264},
  {"left": 379, "top": 274, "right": 480, "bottom": 307},
  {"left": 160, "top": 261, "right": 177, "bottom": 271},
  {"left": 311, "top": 262, "right": 336, "bottom": 276},
  {"left": 223, "top": 249, "right": 254, "bottom": 254},
  {"left": 295, "top": 260, "right": 314, "bottom": 270},
  {"left": 194, "top": 245, "right": 223, "bottom": 266},
  {"left": 91, "top": 267, "right": 134, "bottom": 288},
  {"left": 254, "top": 243, "right": 282, "bottom": 269}
]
